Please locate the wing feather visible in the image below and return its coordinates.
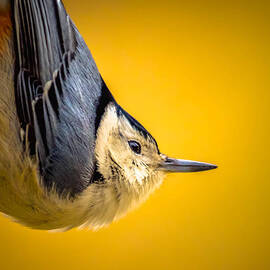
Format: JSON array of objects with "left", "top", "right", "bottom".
[{"left": 12, "top": 0, "right": 107, "bottom": 195}]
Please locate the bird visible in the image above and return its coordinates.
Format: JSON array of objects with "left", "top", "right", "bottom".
[{"left": 0, "top": 0, "right": 217, "bottom": 231}]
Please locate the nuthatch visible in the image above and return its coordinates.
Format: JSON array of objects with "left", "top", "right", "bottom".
[{"left": 0, "top": 0, "right": 217, "bottom": 230}]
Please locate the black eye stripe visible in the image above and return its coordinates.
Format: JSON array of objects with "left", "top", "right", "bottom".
[{"left": 128, "top": 140, "right": 141, "bottom": 154}]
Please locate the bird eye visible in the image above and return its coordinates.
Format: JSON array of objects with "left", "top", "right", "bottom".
[{"left": 128, "top": 140, "right": 141, "bottom": 154}]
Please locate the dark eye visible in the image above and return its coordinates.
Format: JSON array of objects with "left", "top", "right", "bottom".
[{"left": 128, "top": 140, "right": 141, "bottom": 154}]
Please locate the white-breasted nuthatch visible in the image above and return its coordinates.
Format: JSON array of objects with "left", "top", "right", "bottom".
[{"left": 0, "top": 0, "right": 217, "bottom": 230}]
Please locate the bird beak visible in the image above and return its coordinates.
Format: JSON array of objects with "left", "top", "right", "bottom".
[{"left": 159, "top": 157, "right": 218, "bottom": 173}]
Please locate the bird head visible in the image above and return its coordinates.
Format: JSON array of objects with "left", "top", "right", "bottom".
[{"left": 95, "top": 102, "right": 217, "bottom": 189}]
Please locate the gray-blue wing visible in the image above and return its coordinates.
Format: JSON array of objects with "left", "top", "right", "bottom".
[{"left": 12, "top": 0, "right": 105, "bottom": 195}]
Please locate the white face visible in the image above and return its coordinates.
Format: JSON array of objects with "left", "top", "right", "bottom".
[{"left": 95, "top": 103, "right": 165, "bottom": 186}]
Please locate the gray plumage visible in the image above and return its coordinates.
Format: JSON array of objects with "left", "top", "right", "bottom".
[
  {"left": 0, "top": 0, "right": 217, "bottom": 230},
  {"left": 14, "top": 0, "right": 104, "bottom": 195}
]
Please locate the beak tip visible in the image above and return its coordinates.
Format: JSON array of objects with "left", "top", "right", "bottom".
[
  {"left": 210, "top": 164, "right": 218, "bottom": 170},
  {"left": 160, "top": 157, "right": 218, "bottom": 173},
  {"left": 198, "top": 163, "right": 218, "bottom": 172},
  {"left": 193, "top": 164, "right": 218, "bottom": 172}
]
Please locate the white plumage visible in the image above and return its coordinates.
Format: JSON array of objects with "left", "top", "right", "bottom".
[{"left": 0, "top": 0, "right": 217, "bottom": 231}]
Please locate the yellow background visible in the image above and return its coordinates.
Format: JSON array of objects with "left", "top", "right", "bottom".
[{"left": 0, "top": 0, "right": 270, "bottom": 269}]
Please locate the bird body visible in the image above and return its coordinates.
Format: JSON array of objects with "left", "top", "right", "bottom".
[{"left": 0, "top": 0, "right": 217, "bottom": 231}]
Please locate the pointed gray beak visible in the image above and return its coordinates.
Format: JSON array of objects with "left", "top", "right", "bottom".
[{"left": 159, "top": 157, "right": 218, "bottom": 173}]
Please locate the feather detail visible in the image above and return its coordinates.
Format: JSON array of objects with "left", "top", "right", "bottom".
[
  {"left": 0, "top": 5, "right": 11, "bottom": 55},
  {"left": 12, "top": 0, "right": 103, "bottom": 196},
  {"left": 0, "top": 5, "right": 164, "bottom": 230},
  {"left": 13, "top": 0, "right": 76, "bottom": 159}
]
